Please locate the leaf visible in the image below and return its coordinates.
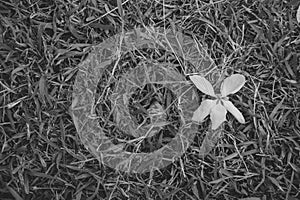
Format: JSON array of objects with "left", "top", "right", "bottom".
[
  {"left": 223, "top": 100, "right": 245, "bottom": 124},
  {"left": 7, "top": 186, "right": 23, "bottom": 200},
  {"left": 199, "top": 128, "right": 221, "bottom": 157},
  {"left": 221, "top": 74, "right": 245, "bottom": 97},
  {"left": 297, "top": 5, "right": 300, "bottom": 23},
  {"left": 68, "top": 23, "right": 85, "bottom": 40},
  {"left": 189, "top": 75, "right": 216, "bottom": 97},
  {"left": 210, "top": 103, "right": 227, "bottom": 130},
  {"left": 192, "top": 183, "right": 200, "bottom": 199},
  {"left": 117, "top": 0, "right": 124, "bottom": 19},
  {"left": 89, "top": 23, "right": 114, "bottom": 30},
  {"left": 268, "top": 176, "right": 284, "bottom": 191},
  {"left": 39, "top": 75, "right": 47, "bottom": 104},
  {"left": 269, "top": 96, "right": 285, "bottom": 120},
  {"left": 192, "top": 99, "right": 216, "bottom": 122}
]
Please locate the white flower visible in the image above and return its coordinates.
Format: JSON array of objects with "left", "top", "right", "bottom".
[{"left": 190, "top": 74, "right": 246, "bottom": 130}]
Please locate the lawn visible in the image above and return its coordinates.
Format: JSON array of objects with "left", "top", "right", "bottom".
[{"left": 0, "top": 0, "right": 300, "bottom": 199}]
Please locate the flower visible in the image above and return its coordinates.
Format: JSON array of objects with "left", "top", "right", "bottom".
[{"left": 190, "top": 74, "right": 246, "bottom": 130}]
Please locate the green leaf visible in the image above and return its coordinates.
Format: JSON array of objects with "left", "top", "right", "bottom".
[
  {"left": 210, "top": 103, "right": 227, "bottom": 130},
  {"left": 7, "top": 186, "right": 23, "bottom": 200},
  {"left": 223, "top": 100, "right": 245, "bottom": 124},
  {"left": 268, "top": 176, "right": 284, "bottom": 192},
  {"left": 192, "top": 99, "right": 216, "bottom": 122},
  {"left": 199, "top": 129, "right": 221, "bottom": 157},
  {"left": 190, "top": 75, "right": 216, "bottom": 97},
  {"left": 221, "top": 74, "right": 245, "bottom": 97}
]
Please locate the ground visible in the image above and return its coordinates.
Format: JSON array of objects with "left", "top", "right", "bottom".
[{"left": 0, "top": 0, "right": 300, "bottom": 199}]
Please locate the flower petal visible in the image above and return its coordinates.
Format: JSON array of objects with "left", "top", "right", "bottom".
[
  {"left": 190, "top": 75, "right": 216, "bottom": 97},
  {"left": 223, "top": 100, "right": 245, "bottom": 124},
  {"left": 192, "top": 99, "right": 216, "bottom": 123},
  {"left": 221, "top": 74, "right": 245, "bottom": 97},
  {"left": 210, "top": 103, "right": 227, "bottom": 130}
]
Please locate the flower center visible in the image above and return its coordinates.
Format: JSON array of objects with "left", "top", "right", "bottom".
[{"left": 215, "top": 94, "right": 228, "bottom": 105}]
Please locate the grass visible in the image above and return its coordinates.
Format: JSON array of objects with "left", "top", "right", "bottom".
[{"left": 0, "top": 0, "right": 300, "bottom": 199}]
